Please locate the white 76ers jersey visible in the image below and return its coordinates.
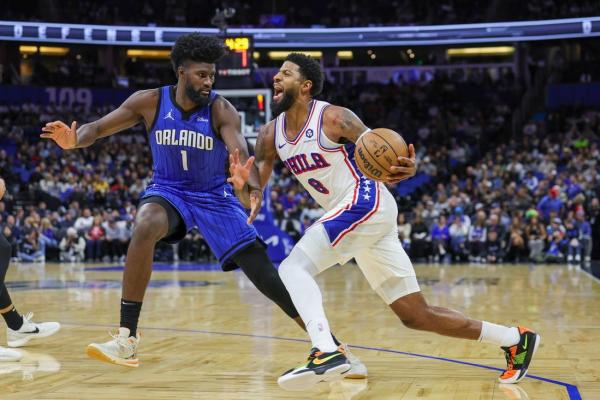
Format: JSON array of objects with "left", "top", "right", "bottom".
[
  {"left": 275, "top": 100, "right": 397, "bottom": 249},
  {"left": 275, "top": 100, "right": 368, "bottom": 211}
]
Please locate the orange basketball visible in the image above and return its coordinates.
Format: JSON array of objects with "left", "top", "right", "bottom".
[{"left": 354, "top": 128, "right": 408, "bottom": 182}]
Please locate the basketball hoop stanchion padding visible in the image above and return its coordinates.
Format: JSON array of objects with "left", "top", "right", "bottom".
[{"left": 216, "top": 88, "right": 271, "bottom": 139}]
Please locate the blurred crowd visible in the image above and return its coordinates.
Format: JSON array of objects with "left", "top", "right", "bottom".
[
  {"left": 515, "top": 0, "right": 599, "bottom": 21},
  {"left": 4, "top": 0, "right": 486, "bottom": 28},
  {"left": 0, "top": 69, "right": 598, "bottom": 265},
  {"left": 6, "top": 0, "right": 599, "bottom": 27}
]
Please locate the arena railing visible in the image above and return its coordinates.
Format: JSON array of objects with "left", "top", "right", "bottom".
[{"left": 1, "top": 17, "right": 599, "bottom": 47}]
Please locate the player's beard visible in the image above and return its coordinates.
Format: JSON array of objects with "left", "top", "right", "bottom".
[
  {"left": 271, "top": 89, "right": 296, "bottom": 117},
  {"left": 185, "top": 83, "right": 210, "bottom": 108}
]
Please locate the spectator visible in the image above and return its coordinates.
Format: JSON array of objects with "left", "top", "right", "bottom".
[
  {"left": 431, "top": 215, "right": 450, "bottom": 263},
  {"left": 576, "top": 210, "right": 592, "bottom": 266},
  {"left": 526, "top": 215, "right": 547, "bottom": 262},
  {"left": 545, "top": 230, "right": 565, "bottom": 263},
  {"left": 468, "top": 210, "right": 487, "bottom": 262},
  {"left": 507, "top": 216, "right": 527, "bottom": 263},
  {"left": 102, "top": 218, "right": 122, "bottom": 262},
  {"left": 59, "top": 227, "right": 86, "bottom": 262},
  {"left": 537, "top": 186, "right": 564, "bottom": 222},
  {"left": 74, "top": 208, "right": 94, "bottom": 233},
  {"left": 85, "top": 216, "right": 105, "bottom": 261},
  {"left": 487, "top": 213, "right": 506, "bottom": 249},
  {"left": 397, "top": 213, "right": 411, "bottom": 251},
  {"left": 485, "top": 230, "right": 504, "bottom": 264},
  {"left": 564, "top": 218, "right": 581, "bottom": 265},
  {"left": 449, "top": 216, "right": 469, "bottom": 261},
  {"left": 409, "top": 213, "right": 429, "bottom": 260},
  {"left": 18, "top": 230, "right": 44, "bottom": 262}
]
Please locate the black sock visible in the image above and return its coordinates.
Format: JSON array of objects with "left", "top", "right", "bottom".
[
  {"left": 0, "top": 286, "right": 23, "bottom": 330},
  {"left": 331, "top": 333, "right": 342, "bottom": 347},
  {"left": 1, "top": 306, "right": 23, "bottom": 331},
  {"left": 120, "top": 299, "right": 142, "bottom": 337}
]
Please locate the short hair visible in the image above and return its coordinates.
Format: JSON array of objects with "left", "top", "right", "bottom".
[
  {"left": 284, "top": 53, "right": 324, "bottom": 96},
  {"left": 170, "top": 33, "right": 227, "bottom": 74}
]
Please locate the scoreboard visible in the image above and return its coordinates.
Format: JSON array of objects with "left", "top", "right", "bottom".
[{"left": 218, "top": 36, "right": 252, "bottom": 78}]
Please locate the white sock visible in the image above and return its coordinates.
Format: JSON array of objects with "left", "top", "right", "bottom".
[
  {"left": 278, "top": 247, "right": 337, "bottom": 353},
  {"left": 306, "top": 318, "right": 336, "bottom": 353},
  {"left": 479, "top": 321, "right": 520, "bottom": 347}
]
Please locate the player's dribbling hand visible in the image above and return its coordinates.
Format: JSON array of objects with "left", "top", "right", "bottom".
[
  {"left": 247, "top": 189, "right": 263, "bottom": 224},
  {"left": 41, "top": 120, "right": 78, "bottom": 149},
  {"left": 387, "top": 143, "right": 417, "bottom": 184},
  {"left": 0, "top": 178, "right": 5, "bottom": 200},
  {"left": 227, "top": 149, "right": 255, "bottom": 191}
]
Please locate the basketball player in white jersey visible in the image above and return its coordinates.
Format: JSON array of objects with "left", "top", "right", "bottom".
[{"left": 229, "top": 53, "right": 540, "bottom": 390}]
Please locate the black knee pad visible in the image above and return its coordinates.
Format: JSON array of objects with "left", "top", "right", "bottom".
[{"left": 231, "top": 241, "right": 299, "bottom": 319}]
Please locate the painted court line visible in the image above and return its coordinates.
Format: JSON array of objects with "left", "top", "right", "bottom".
[{"left": 64, "top": 322, "right": 581, "bottom": 400}]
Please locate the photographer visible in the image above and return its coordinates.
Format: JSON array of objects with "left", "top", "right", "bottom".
[{"left": 59, "top": 227, "right": 86, "bottom": 262}]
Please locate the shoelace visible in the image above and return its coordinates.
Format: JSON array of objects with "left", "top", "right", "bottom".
[
  {"left": 108, "top": 331, "right": 140, "bottom": 350},
  {"left": 308, "top": 350, "right": 323, "bottom": 360},
  {"left": 22, "top": 312, "right": 34, "bottom": 324},
  {"left": 108, "top": 331, "right": 133, "bottom": 349},
  {"left": 308, "top": 345, "right": 345, "bottom": 361}
]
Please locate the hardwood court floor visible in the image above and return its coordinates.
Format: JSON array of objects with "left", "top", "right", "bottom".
[{"left": 0, "top": 261, "right": 598, "bottom": 400}]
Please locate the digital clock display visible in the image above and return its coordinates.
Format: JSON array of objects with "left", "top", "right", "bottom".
[{"left": 218, "top": 36, "right": 252, "bottom": 77}]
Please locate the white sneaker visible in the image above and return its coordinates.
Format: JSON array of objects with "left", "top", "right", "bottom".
[
  {"left": 0, "top": 346, "right": 22, "bottom": 361},
  {"left": 341, "top": 344, "right": 367, "bottom": 379},
  {"left": 86, "top": 327, "right": 140, "bottom": 368},
  {"left": 7, "top": 313, "right": 61, "bottom": 348}
]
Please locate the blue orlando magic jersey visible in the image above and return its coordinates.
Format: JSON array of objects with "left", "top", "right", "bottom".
[{"left": 149, "top": 86, "right": 228, "bottom": 191}]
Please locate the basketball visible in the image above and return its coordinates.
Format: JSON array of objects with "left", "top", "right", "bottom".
[{"left": 354, "top": 128, "right": 408, "bottom": 181}]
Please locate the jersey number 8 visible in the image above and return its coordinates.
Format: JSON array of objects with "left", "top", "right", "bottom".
[{"left": 307, "top": 178, "right": 329, "bottom": 194}]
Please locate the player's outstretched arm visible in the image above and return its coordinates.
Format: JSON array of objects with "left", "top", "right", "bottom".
[
  {"left": 324, "top": 105, "right": 417, "bottom": 184},
  {"left": 41, "top": 89, "right": 154, "bottom": 149},
  {"left": 213, "top": 97, "right": 263, "bottom": 223},
  {"left": 254, "top": 121, "right": 278, "bottom": 190}
]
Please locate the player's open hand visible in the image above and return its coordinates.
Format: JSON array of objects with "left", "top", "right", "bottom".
[
  {"left": 0, "top": 178, "right": 5, "bottom": 200},
  {"left": 387, "top": 143, "right": 417, "bottom": 184},
  {"left": 41, "top": 120, "right": 78, "bottom": 149},
  {"left": 247, "top": 188, "right": 263, "bottom": 224},
  {"left": 227, "top": 149, "right": 254, "bottom": 191}
]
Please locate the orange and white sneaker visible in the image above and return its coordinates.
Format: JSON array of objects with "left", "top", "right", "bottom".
[
  {"left": 498, "top": 326, "right": 540, "bottom": 384},
  {"left": 86, "top": 327, "right": 140, "bottom": 368}
]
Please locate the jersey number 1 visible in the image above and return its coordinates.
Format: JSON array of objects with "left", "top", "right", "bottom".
[{"left": 180, "top": 150, "right": 188, "bottom": 171}]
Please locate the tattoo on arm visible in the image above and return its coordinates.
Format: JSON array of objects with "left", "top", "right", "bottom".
[{"left": 338, "top": 108, "right": 368, "bottom": 142}]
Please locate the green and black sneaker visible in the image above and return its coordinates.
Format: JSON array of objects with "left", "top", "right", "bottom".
[
  {"left": 499, "top": 326, "right": 541, "bottom": 383},
  {"left": 277, "top": 346, "right": 351, "bottom": 391}
]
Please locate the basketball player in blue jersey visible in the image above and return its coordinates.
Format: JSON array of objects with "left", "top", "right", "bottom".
[
  {"left": 231, "top": 53, "right": 540, "bottom": 390},
  {"left": 41, "top": 34, "right": 366, "bottom": 376}
]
